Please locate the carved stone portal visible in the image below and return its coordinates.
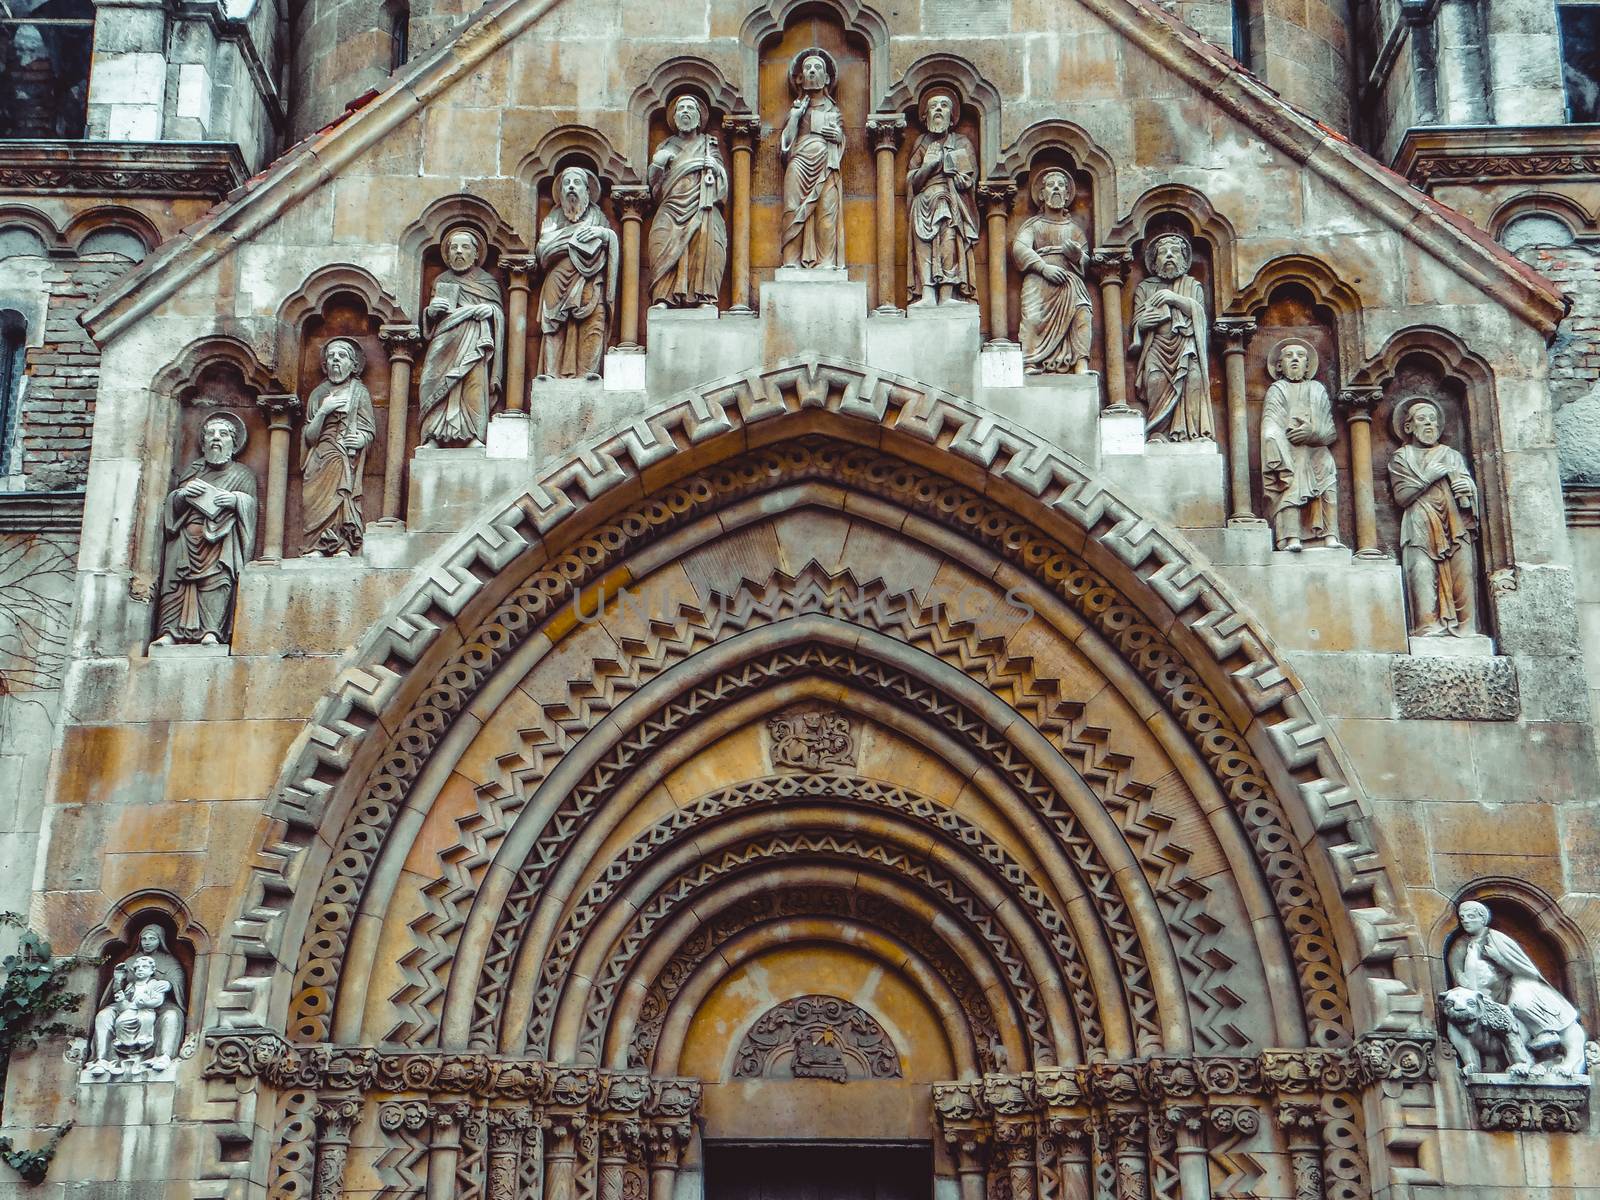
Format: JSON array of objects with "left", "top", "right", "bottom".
[{"left": 731, "top": 995, "right": 902, "bottom": 1082}]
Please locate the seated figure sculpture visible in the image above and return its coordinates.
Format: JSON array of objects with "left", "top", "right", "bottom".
[
  {"left": 84, "top": 924, "right": 188, "bottom": 1080},
  {"left": 1443, "top": 900, "right": 1588, "bottom": 1079}
]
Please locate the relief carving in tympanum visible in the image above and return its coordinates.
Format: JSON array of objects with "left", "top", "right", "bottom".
[{"left": 731, "top": 995, "right": 901, "bottom": 1083}]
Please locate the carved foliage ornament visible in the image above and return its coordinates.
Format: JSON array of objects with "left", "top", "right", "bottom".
[
  {"left": 766, "top": 706, "right": 855, "bottom": 771},
  {"left": 731, "top": 994, "right": 902, "bottom": 1082}
]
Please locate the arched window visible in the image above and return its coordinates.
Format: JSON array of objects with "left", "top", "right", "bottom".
[
  {"left": 0, "top": 310, "right": 25, "bottom": 476},
  {"left": 1231, "top": 0, "right": 1257, "bottom": 71},
  {"left": 1561, "top": 1, "right": 1600, "bottom": 122},
  {"left": 0, "top": 0, "right": 94, "bottom": 138},
  {"left": 386, "top": 0, "right": 410, "bottom": 72}
]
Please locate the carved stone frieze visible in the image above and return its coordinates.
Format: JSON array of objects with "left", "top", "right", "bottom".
[
  {"left": 0, "top": 140, "right": 247, "bottom": 197},
  {"left": 1390, "top": 655, "right": 1520, "bottom": 721},
  {"left": 732, "top": 994, "right": 901, "bottom": 1083},
  {"left": 1466, "top": 1079, "right": 1591, "bottom": 1132}
]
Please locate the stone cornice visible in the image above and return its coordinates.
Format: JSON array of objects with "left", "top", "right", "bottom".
[
  {"left": 0, "top": 489, "right": 84, "bottom": 534},
  {"left": 1393, "top": 124, "right": 1600, "bottom": 187},
  {"left": 0, "top": 141, "right": 248, "bottom": 200}
]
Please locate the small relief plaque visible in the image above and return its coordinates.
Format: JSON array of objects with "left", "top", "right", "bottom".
[
  {"left": 766, "top": 707, "right": 855, "bottom": 772},
  {"left": 732, "top": 995, "right": 901, "bottom": 1083}
]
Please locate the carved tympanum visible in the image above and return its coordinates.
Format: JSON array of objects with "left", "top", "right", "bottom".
[
  {"left": 906, "top": 88, "right": 978, "bottom": 307},
  {"left": 301, "top": 337, "right": 375, "bottom": 557},
  {"left": 647, "top": 94, "right": 728, "bottom": 310},
  {"left": 1260, "top": 338, "right": 1341, "bottom": 552},
  {"left": 84, "top": 923, "right": 188, "bottom": 1081},
  {"left": 731, "top": 995, "right": 901, "bottom": 1082},
  {"left": 1388, "top": 396, "right": 1480, "bottom": 637},
  {"left": 151, "top": 411, "right": 258, "bottom": 648},
  {"left": 1012, "top": 167, "right": 1093, "bottom": 375},
  {"left": 1442, "top": 900, "right": 1588, "bottom": 1080},
  {"left": 419, "top": 226, "right": 503, "bottom": 447},
  {"left": 766, "top": 707, "right": 854, "bottom": 771},
  {"left": 1131, "top": 232, "right": 1213, "bottom": 442},
  {"left": 780, "top": 49, "right": 845, "bottom": 269},
  {"left": 537, "top": 166, "right": 619, "bottom": 380}
]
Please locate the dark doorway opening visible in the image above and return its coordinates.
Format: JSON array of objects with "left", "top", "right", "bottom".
[{"left": 705, "top": 1142, "right": 933, "bottom": 1200}]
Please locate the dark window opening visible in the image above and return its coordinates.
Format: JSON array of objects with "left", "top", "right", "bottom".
[
  {"left": 1231, "top": 0, "right": 1255, "bottom": 69},
  {"left": 1560, "top": 4, "right": 1600, "bottom": 122},
  {"left": 0, "top": 310, "right": 26, "bottom": 475},
  {"left": 705, "top": 1142, "right": 933, "bottom": 1200},
  {"left": 0, "top": 0, "right": 94, "bottom": 138},
  {"left": 387, "top": 0, "right": 409, "bottom": 72}
]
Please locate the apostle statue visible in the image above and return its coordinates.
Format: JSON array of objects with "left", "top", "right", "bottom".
[
  {"left": 1387, "top": 397, "right": 1479, "bottom": 637},
  {"left": 85, "top": 924, "right": 188, "bottom": 1078},
  {"left": 537, "top": 166, "right": 619, "bottom": 380},
  {"left": 647, "top": 94, "right": 728, "bottom": 310},
  {"left": 1012, "top": 167, "right": 1093, "bottom": 374},
  {"left": 1442, "top": 900, "right": 1587, "bottom": 1079},
  {"left": 151, "top": 411, "right": 258, "bottom": 648},
  {"left": 780, "top": 48, "right": 846, "bottom": 269},
  {"left": 418, "top": 227, "right": 503, "bottom": 447},
  {"left": 906, "top": 87, "right": 978, "bottom": 307},
  {"left": 1260, "top": 338, "right": 1342, "bottom": 552},
  {"left": 1131, "top": 232, "right": 1213, "bottom": 441},
  {"left": 301, "top": 337, "right": 375, "bottom": 557}
]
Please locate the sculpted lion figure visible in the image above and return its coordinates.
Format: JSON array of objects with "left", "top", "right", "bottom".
[{"left": 1440, "top": 986, "right": 1586, "bottom": 1079}]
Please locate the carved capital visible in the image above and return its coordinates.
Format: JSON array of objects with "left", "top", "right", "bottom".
[
  {"left": 614, "top": 186, "right": 652, "bottom": 222},
  {"left": 977, "top": 180, "right": 1016, "bottom": 215},
  {"left": 542, "top": 1109, "right": 588, "bottom": 1154},
  {"left": 378, "top": 1099, "right": 431, "bottom": 1134},
  {"left": 1088, "top": 246, "right": 1133, "bottom": 284},
  {"left": 313, "top": 1094, "right": 363, "bottom": 1143},
  {"left": 487, "top": 1106, "right": 534, "bottom": 1149},
  {"left": 1275, "top": 1100, "right": 1325, "bottom": 1137},
  {"left": 1207, "top": 1104, "right": 1260, "bottom": 1139},
  {"left": 865, "top": 112, "right": 907, "bottom": 152},
  {"left": 1338, "top": 385, "right": 1382, "bottom": 424},
  {"left": 722, "top": 112, "right": 761, "bottom": 149},
  {"left": 502, "top": 255, "right": 537, "bottom": 288},
  {"left": 379, "top": 323, "right": 423, "bottom": 362},
  {"left": 256, "top": 393, "right": 302, "bottom": 429},
  {"left": 645, "top": 1121, "right": 692, "bottom": 1167},
  {"left": 1214, "top": 317, "right": 1256, "bottom": 353},
  {"left": 599, "top": 1116, "right": 644, "bottom": 1162}
]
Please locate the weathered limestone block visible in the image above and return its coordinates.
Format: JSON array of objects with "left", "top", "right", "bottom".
[
  {"left": 1100, "top": 441, "right": 1225, "bottom": 529},
  {"left": 978, "top": 375, "right": 1100, "bottom": 469},
  {"left": 760, "top": 273, "right": 868, "bottom": 364},
  {"left": 866, "top": 303, "right": 980, "bottom": 399},
  {"left": 645, "top": 308, "right": 761, "bottom": 399},
  {"left": 1390, "top": 655, "right": 1521, "bottom": 721}
]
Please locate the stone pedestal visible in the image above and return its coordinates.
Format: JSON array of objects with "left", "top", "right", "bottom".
[
  {"left": 761, "top": 270, "right": 868, "bottom": 363},
  {"left": 1464, "top": 1075, "right": 1591, "bottom": 1132},
  {"left": 603, "top": 345, "right": 647, "bottom": 392},
  {"left": 407, "top": 445, "right": 531, "bottom": 533},
  {"left": 646, "top": 306, "right": 761, "bottom": 398},
  {"left": 979, "top": 342, "right": 1025, "bottom": 389},
  {"left": 867, "top": 301, "right": 981, "bottom": 397},
  {"left": 1216, "top": 545, "right": 1410, "bottom": 653},
  {"left": 486, "top": 410, "right": 532, "bottom": 458},
  {"left": 529, "top": 376, "right": 653, "bottom": 466},
  {"left": 1099, "top": 408, "right": 1145, "bottom": 456},
  {"left": 75, "top": 1079, "right": 176, "bottom": 1126},
  {"left": 146, "top": 640, "right": 229, "bottom": 659},
  {"left": 1101, "top": 439, "right": 1226, "bottom": 528},
  {"left": 1410, "top": 632, "right": 1497, "bottom": 657},
  {"left": 979, "top": 373, "right": 1100, "bottom": 467},
  {"left": 232, "top": 558, "right": 411, "bottom": 656}
]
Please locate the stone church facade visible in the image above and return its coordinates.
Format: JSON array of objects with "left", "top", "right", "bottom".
[{"left": 3, "top": 1, "right": 1600, "bottom": 1197}]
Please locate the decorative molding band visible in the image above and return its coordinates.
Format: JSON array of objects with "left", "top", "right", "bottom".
[
  {"left": 1394, "top": 126, "right": 1600, "bottom": 187},
  {"left": 1390, "top": 655, "right": 1520, "bottom": 722},
  {"left": 0, "top": 141, "right": 248, "bottom": 199},
  {"left": 0, "top": 490, "right": 84, "bottom": 534}
]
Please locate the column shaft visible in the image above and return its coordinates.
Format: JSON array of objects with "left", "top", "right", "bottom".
[
  {"left": 615, "top": 189, "right": 648, "bottom": 349},
  {"left": 504, "top": 259, "right": 534, "bottom": 412},
  {"left": 867, "top": 114, "right": 905, "bottom": 312},
  {"left": 1216, "top": 319, "right": 1257, "bottom": 523},
  {"left": 1094, "top": 250, "right": 1133, "bottom": 411},
  {"left": 379, "top": 324, "right": 420, "bottom": 525},
  {"left": 255, "top": 394, "right": 300, "bottom": 562},
  {"left": 1341, "top": 388, "right": 1382, "bottom": 556},
  {"left": 725, "top": 115, "right": 759, "bottom": 313},
  {"left": 979, "top": 182, "right": 1016, "bottom": 343}
]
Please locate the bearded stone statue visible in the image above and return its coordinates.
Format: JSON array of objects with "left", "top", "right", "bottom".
[{"left": 647, "top": 94, "right": 728, "bottom": 310}]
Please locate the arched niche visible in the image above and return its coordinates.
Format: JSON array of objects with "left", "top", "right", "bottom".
[
  {"left": 518, "top": 125, "right": 637, "bottom": 236},
  {"left": 1432, "top": 879, "right": 1594, "bottom": 1036},
  {"left": 880, "top": 53, "right": 1002, "bottom": 175},
  {"left": 995, "top": 119, "right": 1117, "bottom": 245},
  {"left": 1488, "top": 191, "right": 1596, "bottom": 244},
  {"left": 79, "top": 891, "right": 208, "bottom": 1056},
  {"left": 0, "top": 205, "right": 65, "bottom": 258},
  {"left": 628, "top": 56, "right": 751, "bottom": 177},
  {"left": 274, "top": 265, "right": 406, "bottom": 558},
  {"left": 740, "top": 0, "right": 890, "bottom": 109},
  {"left": 398, "top": 193, "right": 524, "bottom": 332},
  {"left": 135, "top": 336, "right": 279, "bottom": 598},
  {"left": 1230, "top": 252, "right": 1366, "bottom": 382},
  {"left": 62, "top": 206, "right": 161, "bottom": 260},
  {"left": 1108, "top": 183, "right": 1240, "bottom": 306},
  {"left": 746, "top": 6, "right": 876, "bottom": 289},
  {"left": 1352, "top": 327, "right": 1511, "bottom": 594}
]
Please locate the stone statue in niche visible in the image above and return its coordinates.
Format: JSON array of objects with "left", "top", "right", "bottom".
[
  {"left": 1260, "top": 338, "right": 1342, "bottom": 552},
  {"left": 1387, "top": 397, "right": 1480, "bottom": 637},
  {"left": 1442, "top": 900, "right": 1588, "bottom": 1079},
  {"left": 780, "top": 48, "right": 846, "bottom": 269},
  {"left": 1131, "top": 232, "right": 1213, "bottom": 441},
  {"left": 648, "top": 94, "right": 728, "bottom": 310},
  {"left": 84, "top": 924, "right": 188, "bottom": 1080},
  {"left": 1012, "top": 167, "right": 1093, "bottom": 374},
  {"left": 301, "top": 337, "right": 375, "bottom": 557},
  {"left": 151, "top": 411, "right": 258, "bottom": 648},
  {"left": 906, "top": 87, "right": 978, "bottom": 307},
  {"left": 419, "top": 227, "right": 503, "bottom": 447},
  {"left": 537, "top": 166, "right": 619, "bottom": 379}
]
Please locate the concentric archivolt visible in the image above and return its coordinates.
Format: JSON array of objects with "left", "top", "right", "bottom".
[{"left": 225, "top": 359, "right": 1420, "bottom": 1065}]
